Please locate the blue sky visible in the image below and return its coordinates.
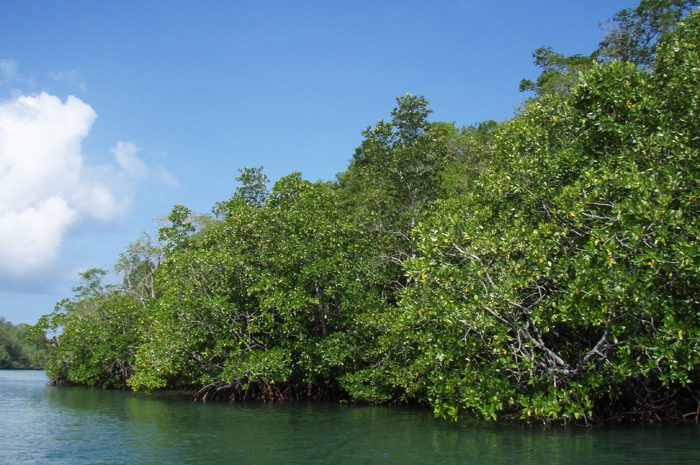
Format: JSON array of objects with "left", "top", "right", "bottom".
[{"left": 0, "top": 0, "right": 633, "bottom": 325}]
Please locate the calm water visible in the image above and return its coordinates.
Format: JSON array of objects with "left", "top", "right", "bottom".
[{"left": 1, "top": 370, "right": 700, "bottom": 464}]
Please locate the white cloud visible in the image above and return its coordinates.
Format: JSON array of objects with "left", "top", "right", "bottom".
[
  {"left": 0, "top": 92, "right": 125, "bottom": 280},
  {"left": 49, "top": 70, "right": 87, "bottom": 92},
  {"left": 0, "top": 58, "right": 34, "bottom": 91},
  {"left": 155, "top": 165, "right": 179, "bottom": 188},
  {"left": 110, "top": 142, "right": 178, "bottom": 189},
  {"left": 0, "top": 91, "right": 178, "bottom": 285},
  {"left": 0, "top": 197, "right": 77, "bottom": 277},
  {"left": 112, "top": 141, "right": 147, "bottom": 178},
  {"left": 0, "top": 59, "right": 19, "bottom": 84}
]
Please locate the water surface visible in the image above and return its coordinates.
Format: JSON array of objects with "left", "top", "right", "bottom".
[{"left": 1, "top": 370, "right": 699, "bottom": 464}]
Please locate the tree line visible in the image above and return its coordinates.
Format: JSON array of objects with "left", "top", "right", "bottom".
[
  {"left": 32, "top": 1, "right": 700, "bottom": 423},
  {"left": 1, "top": 317, "right": 45, "bottom": 369}
]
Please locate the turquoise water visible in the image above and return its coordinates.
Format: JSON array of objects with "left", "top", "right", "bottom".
[{"left": 1, "top": 370, "right": 699, "bottom": 464}]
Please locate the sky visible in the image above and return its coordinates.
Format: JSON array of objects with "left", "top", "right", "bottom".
[{"left": 0, "top": 0, "right": 634, "bottom": 325}]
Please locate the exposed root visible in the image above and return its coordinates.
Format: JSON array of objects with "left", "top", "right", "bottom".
[
  {"left": 46, "top": 377, "right": 76, "bottom": 387},
  {"left": 192, "top": 374, "right": 341, "bottom": 402}
]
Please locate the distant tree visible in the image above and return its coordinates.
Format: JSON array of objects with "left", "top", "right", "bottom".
[{"left": 0, "top": 317, "right": 45, "bottom": 369}]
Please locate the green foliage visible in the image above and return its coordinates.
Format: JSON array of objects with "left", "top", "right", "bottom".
[
  {"left": 394, "top": 10, "right": 700, "bottom": 421},
  {"left": 521, "top": 0, "right": 699, "bottom": 100},
  {"left": 338, "top": 95, "right": 452, "bottom": 253},
  {"left": 354, "top": 94, "right": 450, "bottom": 211},
  {"left": 35, "top": 269, "right": 147, "bottom": 388},
  {"left": 213, "top": 166, "right": 270, "bottom": 218},
  {"left": 33, "top": 7, "right": 700, "bottom": 424},
  {"left": 596, "top": 0, "right": 699, "bottom": 68},
  {"left": 0, "top": 317, "right": 45, "bottom": 369},
  {"left": 129, "top": 172, "right": 388, "bottom": 398},
  {"left": 158, "top": 204, "right": 197, "bottom": 255},
  {"left": 440, "top": 120, "right": 499, "bottom": 197},
  {"left": 519, "top": 47, "right": 595, "bottom": 98},
  {"left": 114, "top": 233, "right": 164, "bottom": 303}
]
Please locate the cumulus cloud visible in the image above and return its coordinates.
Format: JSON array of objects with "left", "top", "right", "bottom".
[{"left": 0, "top": 93, "right": 133, "bottom": 280}]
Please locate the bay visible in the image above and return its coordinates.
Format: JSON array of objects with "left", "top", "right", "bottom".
[{"left": 1, "top": 370, "right": 699, "bottom": 464}]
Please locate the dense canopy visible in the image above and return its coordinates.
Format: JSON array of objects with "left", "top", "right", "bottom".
[{"left": 34, "top": 3, "right": 700, "bottom": 423}]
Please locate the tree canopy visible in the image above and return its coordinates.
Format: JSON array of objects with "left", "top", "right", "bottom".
[
  {"left": 520, "top": 0, "right": 699, "bottom": 98},
  {"left": 32, "top": 1, "right": 700, "bottom": 424}
]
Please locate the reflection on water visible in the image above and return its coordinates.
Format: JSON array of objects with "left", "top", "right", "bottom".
[{"left": 1, "top": 370, "right": 699, "bottom": 464}]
